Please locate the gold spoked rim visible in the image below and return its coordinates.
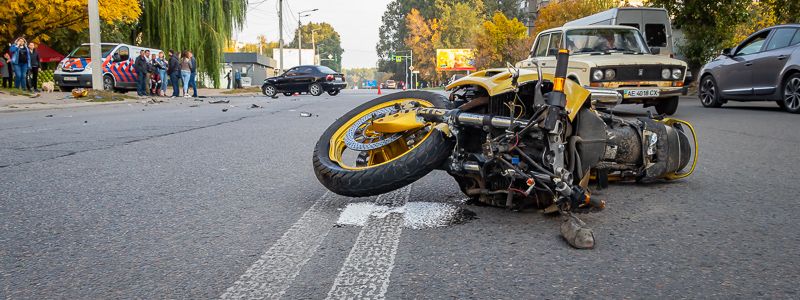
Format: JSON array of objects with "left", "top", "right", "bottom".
[{"left": 329, "top": 99, "right": 435, "bottom": 170}]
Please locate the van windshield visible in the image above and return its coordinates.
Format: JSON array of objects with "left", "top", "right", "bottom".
[
  {"left": 68, "top": 45, "right": 116, "bottom": 58},
  {"left": 566, "top": 28, "right": 648, "bottom": 54}
]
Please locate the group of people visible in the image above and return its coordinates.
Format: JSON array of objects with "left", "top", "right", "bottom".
[
  {"left": 2, "top": 37, "right": 41, "bottom": 92},
  {"left": 133, "top": 49, "right": 197, "bottom": 98}
]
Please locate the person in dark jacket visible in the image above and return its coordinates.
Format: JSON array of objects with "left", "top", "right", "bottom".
[
  {"left": 133, "top": 50, "right": 148, "bottom": 96},
  {"left": 28, "top": 42, "right": 40, "bottom": 92},
  {"left": 188, "top": 51, "right": 198, "bottom": 97},
  {"left": 167, "top": 49, "right": 181, "bottom": 98},
  {"left": 9, "top": 37, "right": 31, "bottom": 90}
]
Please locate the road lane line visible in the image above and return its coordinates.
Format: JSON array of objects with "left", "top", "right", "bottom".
[
  {"left": 221, "top": 191, "right": 341, "bottom": 299},
  {"left": 326, "top": 186, "right": 411, "bottom": 299}
]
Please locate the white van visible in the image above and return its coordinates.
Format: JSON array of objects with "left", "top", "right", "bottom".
[
  {"left": 54, "top": 43, "right": 162, "bottom": 92},
  {"left": 564, "top": 7, "right": 675, "bottom": 58}
]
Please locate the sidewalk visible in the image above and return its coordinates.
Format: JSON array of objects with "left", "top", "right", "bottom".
[{"left": 0, "top": 88, "right": 248, "bottom": 113}]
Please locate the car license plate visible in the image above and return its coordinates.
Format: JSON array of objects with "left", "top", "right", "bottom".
[
  {"left": 63, "top": 77, "right": 78, "bottom": 82},
  {"left": 623, "top": 89, "right": 659, "bottom": 98}
]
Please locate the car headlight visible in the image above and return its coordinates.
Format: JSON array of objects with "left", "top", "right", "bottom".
[
  {"left": 604, "top": 69, "right": 616, "bottom": 80},
  {"left": 592, "top": 70, "right": 604, "bottom": 81},
  {"left": 672, "top": 68, "right": 683, "bottom": 80},
  {"left": 661, "top": 69, "right": 671, "bottom": 80}
]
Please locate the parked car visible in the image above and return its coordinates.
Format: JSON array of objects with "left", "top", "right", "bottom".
[
  {"left": 564, "top": 7, "right": 676, "bottom": 58},
  {"left": 262, "top": 65, "right": 346, "bottom": 97},
  {"left": 698, "top": 24, "right": 800, "bottom": 113},
  {"left": 54, "top": 43, "right": 162, "bottom": 92},
  {"left": 385, "top": 80, "right": 397, "bottom": 89},
  {"left": 517, "top": 25, "right": 688, "bottom": 115}
]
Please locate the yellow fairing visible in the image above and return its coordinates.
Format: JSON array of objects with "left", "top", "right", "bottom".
[{"left": 445, "top": 68, "right": 590, "bottom": 120}]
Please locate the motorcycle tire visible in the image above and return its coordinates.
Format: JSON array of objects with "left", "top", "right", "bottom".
[{"left": 312, "top": 91, "right": 453, "bottom": 197}]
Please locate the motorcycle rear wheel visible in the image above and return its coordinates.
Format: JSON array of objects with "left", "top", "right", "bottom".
[{"left": 312, "top": 91, "right": 453, "bottom": 197}]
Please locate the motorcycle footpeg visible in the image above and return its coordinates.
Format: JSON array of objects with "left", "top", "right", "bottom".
[{"left": 560, "top": 214, "right": 595, "bottom": 249}]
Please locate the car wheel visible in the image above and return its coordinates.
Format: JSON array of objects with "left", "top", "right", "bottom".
[
  {"left": 655, "top": 96, "right": 679, "bottom": 115},
  {"left": 309, "top": 83, "right": 323, "bottom": 96},
  {"left": 327, "top": 89, "right": 340, "bottom": 96},
  {"left": 699, "top": 75, "right": 723, "bottom": 108},
  {"left": 262, "top": 84, "right": 277, "bottom": 97},
  {"left": 103, "top": 75, "right": 115, "bottom": 91},
  {"left": 781, "top": 74, "right": 800, "bottom": 114},
  {"left": 283, "top": 92, "right": 293, "bottom": 96}
]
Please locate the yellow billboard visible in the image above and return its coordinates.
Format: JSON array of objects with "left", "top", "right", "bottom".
[{"left": 436, "top": 49, "right": 476, "bottom": 71}]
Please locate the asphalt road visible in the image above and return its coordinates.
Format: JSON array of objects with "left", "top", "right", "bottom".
[{"left": 1, "top": 90, "right": 798, "bottom": 299}]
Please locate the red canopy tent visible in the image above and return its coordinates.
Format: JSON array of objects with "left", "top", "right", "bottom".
[{"left": 36, "top": 44, "right": 65, "bottom": 63}]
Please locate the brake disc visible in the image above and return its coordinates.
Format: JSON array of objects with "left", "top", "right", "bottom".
[{"left": 344, "top": 106, "right": 403, "bottom": 151}]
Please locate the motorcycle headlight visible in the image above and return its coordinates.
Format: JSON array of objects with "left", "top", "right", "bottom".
[
  {"left": 592, "top": 69, "right": 604, "bottom": 81},
  {"left": 661, "top": 69, "right": 671, "bottom": 80},
  {"left": 604, "top": 69, "right": 616, "bottom": 80},
  {"left": 672, "top": 68, "right": 683, "bottom": 80}
]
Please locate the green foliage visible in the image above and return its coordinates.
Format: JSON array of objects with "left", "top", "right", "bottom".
[
  {"left": 287, "top": 22, "right": 345, "bottom": 71},
  {"left": 342, "top": 67, "right": 381, "bottom": 88},
  {"left": 647, "top": 0, "right": 750, "bottom": 71},
  {"left": 762, "top": 0, "right": 800, "bottom": 23},
  {"left": 139, "top": 0, "right": 248, "bottom": 88},
  {"left": 533, "top": 0, "right": 617, "bottom": 36},
  {"left": 435, "top": 0, "right": 484, "bottom": 49},
  {"left": 483, "top": 0, "right": 526, "bottom": 20}
]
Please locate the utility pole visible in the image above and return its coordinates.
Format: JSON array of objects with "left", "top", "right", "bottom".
[
  {"left": 409, "top": 50, "right": 414, "bottom": 89},
  {"left": 278, "top": 0, "right": 284, "bottom": 73},
  {"left": 311, "top": 30, "right": 317, "bottom": 65},
  {"left": 88, "top": 0, "right": 103, "bottom": 90},
  {"left": 298, "top": 18, "right": 302, "bottom": 65}
]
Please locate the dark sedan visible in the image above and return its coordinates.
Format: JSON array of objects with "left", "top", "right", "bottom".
[
  {"left": 262, "top": 65, "right": 346, "bottom": 97},
  {"left": 699, "top": 24, "right": 800, "bottom": 113}
]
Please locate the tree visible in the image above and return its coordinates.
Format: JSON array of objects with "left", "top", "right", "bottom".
[
  {"left": 237, "top": 35, "right": 280, "bottom": 58},
  {"left": 139, "top": 0, "right": 248, "bottom": 88},
  {"left": 484, "top": 0, "right": 525, "bottom": 21},
  {"left": 474, "top": 12, "right": 531, "bottom": 69},
  {"left": 733, "top": 1, "right": 777, "bottom": 44},
  {"left": 646, "top": 0, "right": 750, "bottom": 72},
  {"left": 288, "top": 22, "right": 345, "bottom": 71},
  {"left": 435, "top": 0, "right": 484, "bottom": 49},
  {"left": 404, "top": 9, "right": 438, "bottom": 81},
  {"left": 763, "top": 0, "right": 800, "bottom": 24},
  {"left": 0, "top": 0, "right": 141, "bottom": 43},
  {"left": 533, "top": 0, "right": 617, "bottom": 36}
]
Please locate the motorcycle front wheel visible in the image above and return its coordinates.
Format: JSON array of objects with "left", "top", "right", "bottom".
[{"left": 312, "top": 91, "right": 453, "bottom": 197}]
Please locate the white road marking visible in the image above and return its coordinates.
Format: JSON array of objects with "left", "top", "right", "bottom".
[
  {"left": 336, "top": 202, "right": 463, "bottom": 229},
  {"left": 326, "top": 186, "right": 411, "bottom": 299},
  {"left": 221, "top": 191, "right": 342, "bottom": 300}
]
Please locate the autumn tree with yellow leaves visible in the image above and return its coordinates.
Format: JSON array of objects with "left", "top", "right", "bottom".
[
  {"left": 0, "top": 0, "right": 141, "bottom": 43},
  {"left": 474, "top": 12, "right": 532, "bottom": 69},
  {"left": 533, "top": 0, "right": 618, "bottom": 36}
]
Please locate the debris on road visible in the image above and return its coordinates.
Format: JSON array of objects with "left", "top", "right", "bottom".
[
  {"left": 250, "top": 104, "right": 262, "bottom": 109},
  {"left": 300, "top": 112, "right": 318, "bottom": 117},
  {"left": 45, "top": 114, "right": 53, "bottom": 117},
  {"left": 189, "top": 104, "right": 199, "bottom": 108},
  {"left": 222, "top": 108, "right": 229, "bottom": 112},
  {"left": 209, "top": 99, "right": 230, "bottom": 104}
]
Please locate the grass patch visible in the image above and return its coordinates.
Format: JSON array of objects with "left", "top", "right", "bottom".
[
  {"left": 0, "top": 88, "right": 34, "bottom": 97},
  {"left": 221, "top": 86, "right": 261, "bottom": 94}
]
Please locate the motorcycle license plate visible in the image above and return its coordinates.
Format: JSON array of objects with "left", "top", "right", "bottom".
[
  {"left": 63, "top": 77, "right": 78, "bottom": 82},
  {"left": 623, "top": 89, "right": 660, "bottom": 98}
]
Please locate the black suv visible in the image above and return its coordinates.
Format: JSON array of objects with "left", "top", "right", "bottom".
[{"left": 262, "top": 65, "right": 347, "bottom": 97}]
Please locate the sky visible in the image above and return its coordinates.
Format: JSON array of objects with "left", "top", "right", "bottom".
[{"left": 236, "top": 0, "right": 392, "bottom": 69}]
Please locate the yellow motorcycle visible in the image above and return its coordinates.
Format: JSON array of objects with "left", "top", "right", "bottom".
[{"left": 312, "top": 49, "right": 697, "bottom": 248}]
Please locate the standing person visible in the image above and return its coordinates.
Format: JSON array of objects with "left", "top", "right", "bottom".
[
  {"left": 234, "top": 69, "right": 242, "bottom": 89},
  {"left": 225, "top": 70, "right": 231, "bottom": 89},
  {"left": 143, "top": 50, "right": 152, "bottom": 95},
  {"left": 1, "top": 53, "right": 11, "bottom": 88},
  {"left": 28, "top": 42, "right": 40, "bottom": 92},
  {"left": 157, "top": 52, "right": 168, "bottom": 96},
  {"left": 150, "top": 53, "right": 161, "bottom": 95},
  {"left": 188, "top": 51, "right": 198, "bottom": 97},
  {"left": 180, "top": 50, "right": 191, "bottom": 98},
  {"left": 133, "top": 50, "right": 148, "bottom": 96},
  {"left": 9, "top": 37, "right": 31, "bottom": 90},
  {"left": 167, "top": 49, "right": 181, "bottom": 98}
]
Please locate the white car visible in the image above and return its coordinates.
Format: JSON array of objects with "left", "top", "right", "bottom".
[{"left": 518, "top": 25, "right": 688, "bottom": 115}]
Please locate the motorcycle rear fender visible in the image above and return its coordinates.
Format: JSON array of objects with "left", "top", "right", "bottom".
[{"left": 445, "top": 68, "right": 590, "bottom": 121}]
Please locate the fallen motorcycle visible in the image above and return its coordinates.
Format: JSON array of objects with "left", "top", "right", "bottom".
[{"left": 312, "top": 49, "right": 697, "bottom": 248}]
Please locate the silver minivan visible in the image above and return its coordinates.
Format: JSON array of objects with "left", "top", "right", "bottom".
[{"left": 564, "top": 7, "right": 675, "bottom": 58}]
